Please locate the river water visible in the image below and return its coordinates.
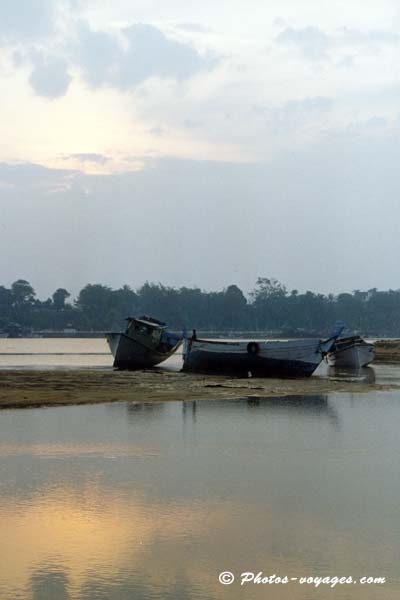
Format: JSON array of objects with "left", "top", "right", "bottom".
[{"left": 0, "top": 340, "right": 399, "bottom": 599}]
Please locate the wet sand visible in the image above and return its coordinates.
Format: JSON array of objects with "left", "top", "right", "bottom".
[{"left": 0, "top": 368, "right": 398, "bottom": 409}]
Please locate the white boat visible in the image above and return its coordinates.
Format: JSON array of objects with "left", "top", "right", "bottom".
[
  {"left": 182, "top": 326, "right": 344, "bottom": 378},
  {"left": 326, "top": 336, "right": 374, "bottom": 368}
]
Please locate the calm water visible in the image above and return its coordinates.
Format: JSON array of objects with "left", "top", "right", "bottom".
[
  {"left": 1, "top": 393, "right": 400, "bottom": 599},
  {"left": 0, "top": 338, "right": 114, "bottom": 369}
]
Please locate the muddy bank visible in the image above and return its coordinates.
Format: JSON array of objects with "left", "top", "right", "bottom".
[
  {"left": 0, "top": 368, "right": 398, "bottom": 409},
  {"left": 373, "top": 340, "right": 400, "bottom": 363}
]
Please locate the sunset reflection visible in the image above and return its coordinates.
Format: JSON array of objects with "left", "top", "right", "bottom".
[
  {"left": 1, "top": 396, "right": 400, "bottom": 600},
  {"left": 0, "top": 486, "right": 213, "bottom": 598},
  {"left": 1, "top": 483, "right": 398, "bottom": 600}
]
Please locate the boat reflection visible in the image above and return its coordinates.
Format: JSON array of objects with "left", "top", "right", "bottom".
[
  {"left": 124, "top": 401, "right": 166, "bottom": 424},
  {"left": 181, "top": 395, "right": 340, "bottom": 428},
  {"left": 30, "top": 567, "right": 70, "bottom": 600},
  {"left": 327, "top": 365, "right": 376, "bottom": 384}
]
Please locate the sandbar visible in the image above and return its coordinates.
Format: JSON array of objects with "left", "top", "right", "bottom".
[{"left": 0, "top": 368, "right": 398, "bottom": 410}]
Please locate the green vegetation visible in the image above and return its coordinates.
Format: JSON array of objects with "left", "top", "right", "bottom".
[{"left": 0, "top": 278, "right": 399, "bottom": 336}]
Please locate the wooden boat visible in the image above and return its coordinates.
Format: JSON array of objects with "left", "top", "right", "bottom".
[
  {"left": 182, "top": 326, "right": 344, "bottom": 378},
  {"left": 325, "top": 335, "right": 374, "bottom": 367},
  {"left": 106, "top": 316, "right": 182, "bottom": 370}
]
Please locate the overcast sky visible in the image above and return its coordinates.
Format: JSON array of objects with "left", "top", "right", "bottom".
[{"left": 1, "top": 0, "right": 399, "bottom": 299}]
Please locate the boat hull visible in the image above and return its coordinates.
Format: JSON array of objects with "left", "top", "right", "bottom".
[
  {"left": 183, "top": 338, "right": 324, "bottom": 378},
  {"left": 327, "top": 342, "right": 374, "bottom": 368},
  {"left": 106, "top": 332, "right": 179, "bottom": 370}
]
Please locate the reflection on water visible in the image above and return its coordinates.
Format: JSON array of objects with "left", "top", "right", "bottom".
[
  {"left": 1, "top": 394, "right": 400, "bottom": 599},
  {"left": 182, "top": 395, "right": 341, "bottom": 429},
  {"left": 327, "top": 365, "right": 376, "bottom": 384}
]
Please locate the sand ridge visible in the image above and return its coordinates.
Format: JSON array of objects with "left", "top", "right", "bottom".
[{"left": 0, "top": 368, "right": 398, "bottom": 409}]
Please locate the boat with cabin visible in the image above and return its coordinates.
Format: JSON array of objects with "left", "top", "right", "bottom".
[{"left": 106, "top": 316, "right": 182, "bottom": 370}]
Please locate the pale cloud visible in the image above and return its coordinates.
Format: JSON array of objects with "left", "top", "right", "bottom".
[
  {"left": 0, "top": 2, "right": 399, "bottom": 179},
  {"left": 175, "top": 23, "right": 211, "bottom": 34},
  {"left": 1, "top": 120, "right": 400, "bottom": 298},
  {"left": 276, "top": 26, "right": 331, "bottom": 61},
  {"left": 0, "top": 0, "right": 399, "bottom": 297},
  {"left": 28, "top": 54, "right": 72, "bottom": 98},
  {"left": 0, "top": 161, "right": 77, "bottom": 192},
  {"left": 64, "top": 152, "right": 110, "bottom": 164},
  {"left": 276, "top": 24, "right": 400, "bottom": 62},
  {"left": 74, "top": 21, "right": 218, "bottom": 90},
  {"left": 0, "top": 0, "right": 55, "bottom": 42},
  {"left": 268, "top": 96, "right": 333, "bottom": 133},
  {"left": 147, "top": 126, "right": 167, "bottom": 137},
  {"left": 347, "top": 115, "right": 388, "bottom": 132},
  {"left": 336, "top": 27, "right": 400, "bottom": 46}
]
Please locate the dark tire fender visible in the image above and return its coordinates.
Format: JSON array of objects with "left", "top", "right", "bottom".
[{"left": 247, "top": 341, "right": 260, "bottom": 355}]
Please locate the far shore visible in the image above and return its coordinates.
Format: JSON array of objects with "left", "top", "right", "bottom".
[{"left": 0, "top": 368, "right": 399, "bottom": 410}]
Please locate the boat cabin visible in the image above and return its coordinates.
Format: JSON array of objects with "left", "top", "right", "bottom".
[{"left": 125, "top": 316, "right": 166, "bottom": 345}]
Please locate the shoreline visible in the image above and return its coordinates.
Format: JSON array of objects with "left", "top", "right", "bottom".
[{"left": 0, "top": 368, "right": 398, "bottom": 410}]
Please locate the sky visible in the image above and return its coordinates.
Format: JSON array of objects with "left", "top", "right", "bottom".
[{"left": 1, "top": 0, "right": 400, "bottom": 299}]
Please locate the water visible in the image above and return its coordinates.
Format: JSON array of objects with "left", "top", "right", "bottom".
[
  {"left": 0, "top": 338, "right": 113, "bottom": 369},
  {"left": 0, "top": 338, "right": 186, "bottom": 371},
  {"left": 1, "top": 393, "right": 399, "bottom": 599}
]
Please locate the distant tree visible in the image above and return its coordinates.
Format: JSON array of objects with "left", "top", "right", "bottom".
[
  {"left": 75, "top": 284, "right": 115, "bottom": 329},
  {"left": 0, "top": 286, "right": 12, "bottom": 328},
  {"left": 222, "top": 284, "right": 248, "bottom": 328},
  {"left": 113, "top": 285, "right": 138, "bottom": 317},
  {"left": 3, "top": 277, "right": 400, "bottom": 335},
  {"left": 144, "top": 283, "right": 183, "bottom": 325},
  {"left": 11, "top": 279, "right": 35, "bottom": 306},
  {"left": 364, "top": 289, "right": 400, "bottom": 334},
  {"left": 250, "top": 277, "right": 288, "bottom": 329},
  {"left": 177, "top": 287, "right": 206, "bottom": 327},
  {"left": 52, "top": 288, "right": 71, "bottom": 310},
  {"left": 0, "top": 286, "right": 12, "bottom": 311},
  {"left": 250, "top": 278, "right": 287, "bottom": 301}
]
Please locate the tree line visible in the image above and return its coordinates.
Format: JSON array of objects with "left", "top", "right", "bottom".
[{"left": 0, "top": 278, "right": 399, "bottom": 336}]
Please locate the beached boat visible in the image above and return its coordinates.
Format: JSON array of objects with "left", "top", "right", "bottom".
[
  {"left": 106, "top": 316, "right": 182, "bottom": 370},
  {"left": 182, "top": 327, "right": 344, "bottom": 378},
  {"left": 325, "top": 335, "right": 374, "bottom": 368}
]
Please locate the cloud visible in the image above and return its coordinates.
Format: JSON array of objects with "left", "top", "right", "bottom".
[
  {"left": 251, "top": 96, "right": 333, "bottom": 135},
  {"left": 336, "top": 27, "right": 400, "bottom": 46},
  {"left": 147, "top": 127, "right": 166, "bottom": 137},
  {"left": 0, "top": 162, "right": 76, "bottom": 192},
  {"left": 275, "top": 96, "right": 332, "bottom": 124},
  {"left": 75, "top": 22, "right": 218, "bottom": 90},
  {"left": 176, "top": 23, "right": 211, "bottom": 33},
  {"left": 276, "top": 25, "right": 400, "bottom": 62},
  {"left": 347, "top": 115, "right": 388, "bottom": 132},
  {"left": 0, "top": 0, "right": 55, "bottom": 42},
  {"left": 64, "top": 153, "right": 110, "bottom": 164},
  {"left": 73, "top": 23, "right": 121, "bottom": 88},
  {"left": 2, "top": 124, "right": 400, "bottom": 299},
  {"left": 28, "top": 55, "right": 72, "bottom": 98},
  {"left": 276, "top": 26, "right": 331, "bottom": 61}
]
